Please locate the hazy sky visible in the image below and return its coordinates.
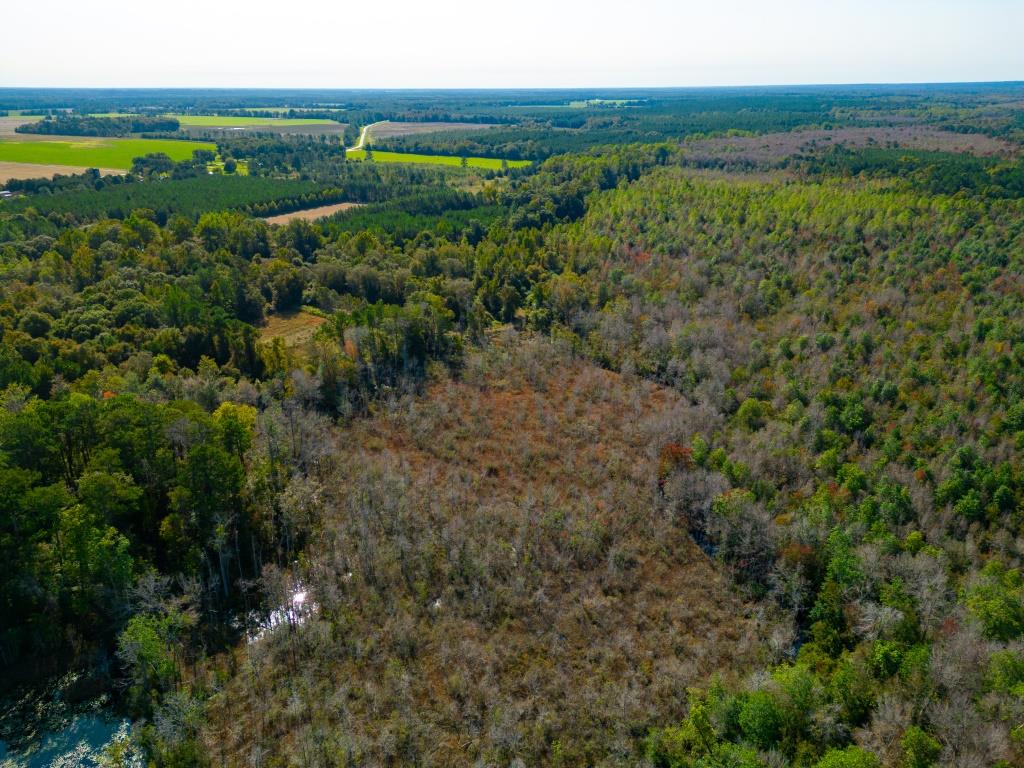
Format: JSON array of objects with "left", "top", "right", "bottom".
[{"left": 2, "top": 0, "right": 1021, "bottom": 88}]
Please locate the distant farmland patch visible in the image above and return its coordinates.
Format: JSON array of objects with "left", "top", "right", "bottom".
[
  {"left": 171, "top": 114, "right": 348, "bottom": 137},
  {"left": 262, "top": 201, "right": 363, "bottom": 225},
  {"left": 183, "top": 124, "right": 348, "bottom": 138},
  {"left": 0, "top": 162, "right": 121, "bottom": 185},
  {"left": 0, "top": 137, "right": 214, "bottom": 170},
  {"left": 347, "top": 149, "right": 530, "bottom": 170},
  {"left": 368, "top": 121, "right": 500, "bottom": 139},
  {"left": 171, "top": 114, "right": 336, "bottom": 127},
  {"left": 178, "top": 116, "right": 348, "bottom": 138},
  {"left": 0, "top": 116, "right": 42, "bottom": 137}
]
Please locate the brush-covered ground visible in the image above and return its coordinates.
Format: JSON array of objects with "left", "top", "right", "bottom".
[{"left": 199, "top": 338, "right": 774, "bottom": 767}]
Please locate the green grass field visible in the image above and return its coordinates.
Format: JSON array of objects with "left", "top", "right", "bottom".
[
  {"left": 0, "top": 137, "right": 215, "bottom": 169},
  {"left": 171, "top": 114, "right": 335, "bottom": 127},
  {"left": 206, "top": 156, "right": 250, "bottom": 176},
  {"left": 346, "top": 149, "right": 531, "bottom": 170}
]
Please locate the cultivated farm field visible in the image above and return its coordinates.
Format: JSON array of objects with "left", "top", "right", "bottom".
[
  {"left": 0, "top": 116, "right": 41, "bottom": 137},
  {"left": 367, "top": 120, "right": 499, "bottom": 139},
  {"left": 347, "top": 148, "right": 530, "bottom": 169},
  {"left": 182, "top": 124, "right": 349, "bottom": 137},
  {"left": 171, "top": 114, "right": 336, "bottom": 127},
  {"left": 262, "top": 201, "right": 363, "bottom": 224},
  {"left": 178, "top": 114, "right": 349, "bottom": 137},
  {"left": 0, "top": 137, "right": 215, "bottom": 169},
  {"left": 0, "top": 161, "right": 121, "bottom": 184}
]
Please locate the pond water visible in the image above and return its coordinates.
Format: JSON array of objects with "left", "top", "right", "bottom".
[
  {"left": 0, "top": 677, "right": 142, "bottom": 768},
  {"left": 2, "top": 587, "right": 315, "bottom": 764},
  {"left": 0, "top": 714, "right": 141, "bottom": 768},
  {"left": 246, "top": 583, "right": 319, "bottom": 643}
]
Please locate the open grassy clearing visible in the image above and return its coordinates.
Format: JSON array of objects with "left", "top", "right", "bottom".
[
  {"left": 0, "top": 137, "right": 214, "bottom": 169},
  {"left": 262, "top": 201, "right": 362, "bottom": 224},
  {"left": 0, "top": 162, "right": 121, "bottom": 185},
  {"left": 257, "top": 310, "right": 326, "bottom": 346},
  {"left": 205, "top": 156, "right": 249, "bottom": 175},
  {"left": 346, "top": 148, "right": 530, "bottom": 170}
]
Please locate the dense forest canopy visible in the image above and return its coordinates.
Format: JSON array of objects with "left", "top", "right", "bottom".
[{"left": 2, "top": 83, "right": 1024, "bottom": 767}]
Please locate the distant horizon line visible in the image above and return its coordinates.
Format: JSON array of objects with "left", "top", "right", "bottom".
[{"left": 1, "top": 80, "right": 1022, "bottom": 92}]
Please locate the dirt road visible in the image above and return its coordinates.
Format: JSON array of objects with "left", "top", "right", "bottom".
[{"left": 346, "top": 122, "right": 386, "bottom": 152}]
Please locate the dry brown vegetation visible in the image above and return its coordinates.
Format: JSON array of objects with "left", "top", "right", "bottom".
[
  {"left": 368, "top": 121, "right": 499, "bottom": 139},
  {"left": 201, "top": 337, "right": 772, "bottom": 766},
  {"left": 262, "top": 202, "right": 363, "bottom": 225},
  {"left": 684, "top": 126, "right": 1017, "bottom": 166},
  {"left": 0, "top": 161, "right": 122, "bottom": 184},
  {"left": 257, "top": 311, "right": 327, "bottom": 346},
  {"left": 0, "top": 116, "right": 40, "bottom": 137}
]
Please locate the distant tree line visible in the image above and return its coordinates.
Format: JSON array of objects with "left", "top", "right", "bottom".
[
  {"left": 16, "top": 115, "right": 181, "bottom": 137},
  {"left": 793, "top": 146, "right": 1024, "bottom": 197}
]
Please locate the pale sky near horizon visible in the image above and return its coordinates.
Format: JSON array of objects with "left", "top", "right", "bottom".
[{"left": 1, "top": 0, "right": 1021, "bottom": 88}]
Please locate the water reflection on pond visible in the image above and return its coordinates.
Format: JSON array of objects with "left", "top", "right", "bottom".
[
  {"left": 3, "top": 586, "right": 317, "bottom": 764},
  {"left": 246, "top": 583, "right": 319, "bottom": 643},
  {"left": 0, "top": 713, "right": 141, "bottom": 768}
]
